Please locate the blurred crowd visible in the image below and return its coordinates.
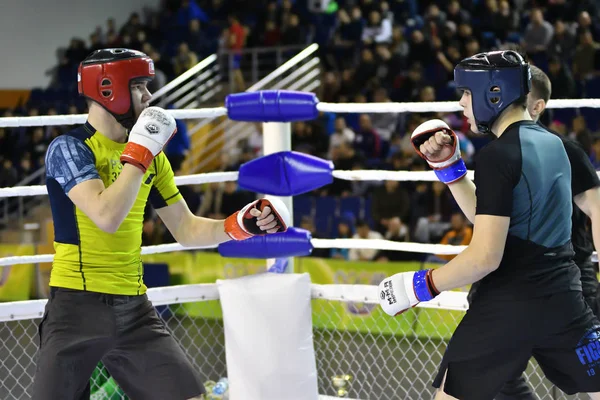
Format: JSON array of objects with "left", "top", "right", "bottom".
[{"left": 2, "top": 0, "right": 600, "bottom": 260}]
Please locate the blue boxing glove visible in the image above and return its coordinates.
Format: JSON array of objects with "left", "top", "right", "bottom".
[
  {"left": 378, "top": 269, "right": 440, "bottom": 316},
  {"left": 411, "top": 119, "right": 467, "bottom": 184}
]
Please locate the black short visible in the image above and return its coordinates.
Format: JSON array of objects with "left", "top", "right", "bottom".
[
  {"left": 433, "top": 290, "right": 600, "bottom": 399},
  {"left": 32, "top": 287, "right": 205, "bottom": 400}
]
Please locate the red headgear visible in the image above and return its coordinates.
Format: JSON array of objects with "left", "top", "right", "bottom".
[{"left": 78, "top": 48, "right": 155, "bottom": 130}]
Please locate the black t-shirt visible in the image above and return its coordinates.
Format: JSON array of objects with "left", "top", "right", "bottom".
[
  {"left": 553, "top": 132, "right": 600, "bottom": 296},
  {"left": 473, "top": 121, "right": 582, "bottom": 300},
  {"left": 554, "top": 134, "right": 599, "bottom": 260}
]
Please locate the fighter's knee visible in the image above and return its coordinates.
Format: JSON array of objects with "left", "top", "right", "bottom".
[
  {"left": 434, "top": 370, "right": 459, "bottom": 400},
  {"left": 434, "top": 388, "right": 459, "bottom": 400}
]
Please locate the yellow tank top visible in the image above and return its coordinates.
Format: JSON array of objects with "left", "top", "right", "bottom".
[{"left": 45, "top": 122, "right": 182, "bottom": 295}]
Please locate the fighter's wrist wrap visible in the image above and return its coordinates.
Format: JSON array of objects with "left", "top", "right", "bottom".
[
  {"left": 433, "top": 159, "right": 467, "bottom": 184},
  {"left": 413, "top": 269, "right": 440, "bottom": 302}
]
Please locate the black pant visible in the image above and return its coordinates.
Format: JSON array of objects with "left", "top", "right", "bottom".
[
  {"left": 434, "top": 290, "right": 600, "bottom": 399},
  {"left": 495, "top": 292, "right": 600, "bottom": 400},
  {"left": 32, "top": 287, "right": 205, "bottom": 400}
]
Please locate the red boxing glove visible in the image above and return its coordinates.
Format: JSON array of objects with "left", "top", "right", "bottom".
[{"left": 224, "top": 198, "right": 291, "bottom": 241}]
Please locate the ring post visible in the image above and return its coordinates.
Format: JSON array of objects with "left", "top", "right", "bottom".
[{"left": 263, "top": 121, "right": 294, "bottom": 273}]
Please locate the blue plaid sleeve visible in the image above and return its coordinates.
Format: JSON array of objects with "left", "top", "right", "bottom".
[{"left": 45, "top": 135, "right": 100, "bottom": 194}]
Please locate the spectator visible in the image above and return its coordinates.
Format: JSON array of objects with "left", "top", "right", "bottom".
[
  {"left": 186, "top": 19, "right": 214, "bottom": 58},
  {"left": 495, "top": 0, "right": 519, "bottom": 41},
  {"left": 388, "top": 26, "right": 410, "bottom": 72},
  {"left": 29, "top": 127, "right": 48, "bottom": 168},
  {"left": 437, "top": 44, "right": 463, "bottom": 82},
  {"left": 348, "top": 220, "right": 384, "bottom": 261},
  {"left": 349, "top": 160, "right": 374, "bottom": 197},
  {"left": 0, "top": 129, "right": 15, "bottom": 161},
  {"left": 173, "top": 42, "right": 199, "bottom": 76},
  {"left": 198, "top": 182, "right": 255, "bottom": 219},
  {"left": 446, "top": 0, "right": 471, "bottom": 26},
  {"left": 464, "top": 37, "right": 481, "bottom": 57},
  {"left": 354, "top": 49, "right": 379, "bottom": 91},
  {"left": 371, "top": 180, "right": 411, "bottom": 233},
  {"left": 224, "top": 14, "right": 247, "bottom": 91},
  {"left": 369, "top": 88, "right": 397, "bottom": 141},
  {"left": 147, "top": 50, "right": 168, "bottom": 93},
  {"left": 576, "top": 11, "right": 600, "bottom": 41},
  {"left": 328, "top": 117, "right": 356, "bottom": 158},
  {"left": 299, "top": 216, "right": 330, "bottom": 258},
  {"left": 320, "top": 72, "right": 341, "bottom": 103},
  {"left": 571, "top": 116, "right": 594, "bottom": 154},
  {"left": 548, "top": 19, "right": 577, "bottom": 61},
  {"left": 119, "top": 13, "right": 144, "bottom": 39},
  {"left": 547, "top": 56, "right": 577, "bottom": 99},
  {"left": 378, "top": 216, "right": 419, "bottom": 262},
  {"left": 262, "top": 20, "right": 281, "bottom": 47},
  {"left": 423, "top": 4, "right": 447, "bottom": 41},
  {"left": 573, "top": 30, "right": 600, "bottom": 79},
  {"left": 590, "top": 137, "right": 600, "bottom": 169},
  {"left": 412, "top": 181, "right": 457, "bottom": 243},
  {"left": 0, "top": 159, "right": 18, "bottom": 188},
  {"left": 354, "top": 114, "right": 382, "bottom": 159},
  {"left": 164, "top": 110, "right": 190, "bottom": 174},
  {"left": 362, "top": 11, "right": 393, "bottom": 45},
  {"left": 325, "top": 141, "right": 365, "bottom": 196},
  {"left": 292, "top": 121, "right": 329, "bottom": 157},
  {"left": 177, "top": 0, "right": 209, "bottom": 26},
  {"left": 330, "top": 218, "right": 354, "bottom": 260},
  {"left": 332, "top": 7, "right": 364, "bottom": 69},
  {"left": 149, "top": 49, "right": 174, "bottom": 80},
  {"left": 435, "top": 213, "right": 473, "bottom": 261},
  {"left": 384, "top": 216, "right": 410, "bottom": 242},
  {"left": 18, "top": 157, "right": 34, "bottom": 179},
  {"left": 281, "top": 14, "right": 306, "bottom": 45},
  {"left": 408, "top": 30, "right": 435, "bottom": 66},
  {"left": 522, "top": 8, "right": 554, "bottom": 55}
]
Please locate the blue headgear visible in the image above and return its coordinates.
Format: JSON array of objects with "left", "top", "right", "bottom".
[{"left": 454, "top": 50, "right": 531, "bottom": 134}]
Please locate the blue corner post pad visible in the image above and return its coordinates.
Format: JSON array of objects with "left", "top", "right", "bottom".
[
  {"left": 217, "top": 227, "right": 313, "bottom": 259},
  {"left": 238, "top": 151, "right": 334, "bottom": 196},
  {"left": 225, "top": 90, "right": 319, "bottom": 122},
  {"left": 267, "top": 258, "right": 289, "bottom": 273}
]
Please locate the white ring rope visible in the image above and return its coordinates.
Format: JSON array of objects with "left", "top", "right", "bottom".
[
  {"left": 0, "top": 282, "right": 469, "bottom": 323},
  {"left": 0, "top": 98, "right": 598, "bottom": 127},
  {"left": 0, "top": 107, "right": 228, "bottom": 128},
  {"left": 0, "top": 171, "right": 240, "bottom": 198},
  {"left": 2, "top": 236, "right": 593, "bottom": 267},
  {"left": 331, "top": 170, "right": 476, "bottom": 182},
  {"left": 4, "top": 168, "right": 599, "bottom": 199},
  {"left": 316, "top": 98, "right": 600, "bottom": 114},
  {"left": 311, "top": 239, "right": 467, "bottom": 254},
  {"left": 0, "top": 240, "right": 466, "bottom": 267},
  {"left": 0, "top": 242, "right": 217, "bottom": 267},
  {"left": 0, "top": 170, "right": 458, "bottom": 199}
]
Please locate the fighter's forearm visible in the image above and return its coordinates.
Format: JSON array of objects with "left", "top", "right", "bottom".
[
  {"left": 591, "top": 215, "right": 600, "bottom": 261},
  {"left": 574, "top": 188, "right": 600, "bottom": 259},
  {"left": 177, "top": 215, "right": 231, "bottom": 247},
  {"left": 431, "top": 245, "right": 498, "bottom": 292},
  {"left": 447, "top": 178, "right": 477, "bottom": 224}
]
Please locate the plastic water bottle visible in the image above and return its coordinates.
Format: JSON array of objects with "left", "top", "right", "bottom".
[{"left": 212, "top": 377, "right": 229, "bottom": 397}]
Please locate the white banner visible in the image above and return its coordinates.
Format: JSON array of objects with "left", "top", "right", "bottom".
[{"left": 218, "top": 273, "right": 319, "bottom": 400}]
